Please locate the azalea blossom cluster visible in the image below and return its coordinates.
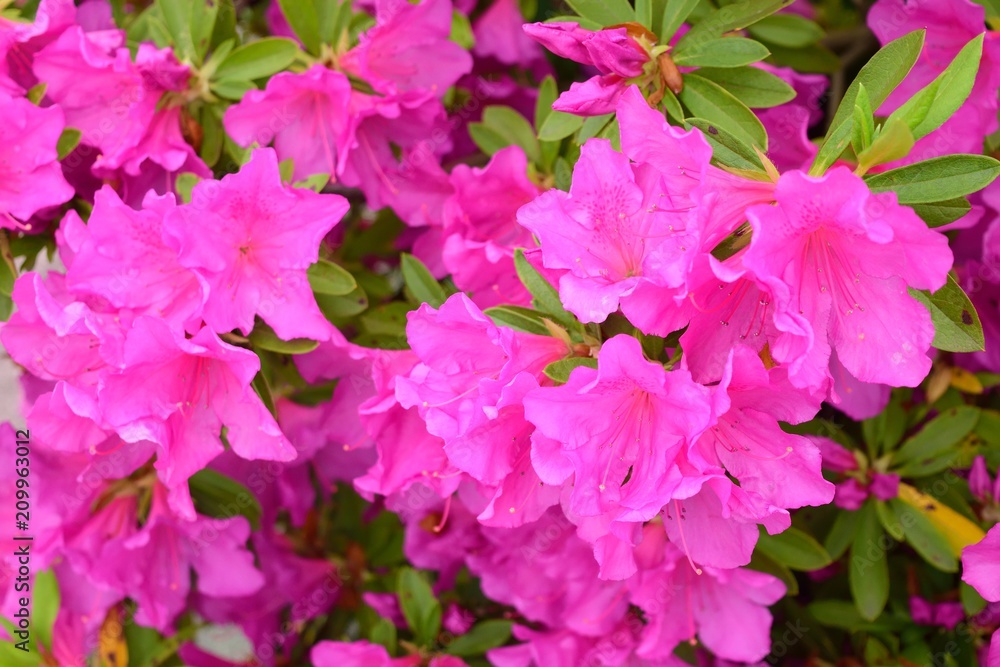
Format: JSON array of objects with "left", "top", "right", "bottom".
[{"left": 2, "top": 0, "right": 1000, "bottom": 665}]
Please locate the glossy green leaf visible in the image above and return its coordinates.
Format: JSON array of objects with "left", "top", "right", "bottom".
[
  {"left": 308, "top": 259, "right": 357, "bottom": 296},
  {"left": 748, "top": 13, "right": 823, "bottom": 47},
  {"left": 277, "top": 0, "right": 322, "bottom": 54},
  {"left": 675, "top": 0, "right": 792, "bottom": 52},
  {"left": 538, "top": 110, "right": 585, "bottom": 142},
  {"left": 850, "top": 501, "right": 890, "bottom": 621},
  {"left": 513, "top": 248, "right": 578, "bottom": 331},
  {"left": 212, "top": 37, "right": 299, "bottom": 82},
  {"left": 249, "top": 321, "right": 320, "bottom": 354},
  {"left": 446, "top": 620, "right": 513, "bottom": 657},
  {"left": 687, "top": 118, "right": 766, "bottom": 173},
  {"left": 673, "top": 37, "right": 770, "bottom": 68},
  {"left": 189, "top": 468, "right": 263, "bottom": 530},
  {"left": 484, "top": 305, "right": 554, "bottom": 337},
  {"left": 890, "top": 498, "right": 958, "bottom": 572},
  {"left": 679, "top": 73, "right": 767, "bottom": 149},
  {"left": 910, "top": 197, "right": 972, "bottom": 228},
  {"left": 397, "top": 568, "right": 442, "bottom": 647},
  {"left": 660, "top": 0, "right": 700, "bottom": 42},
  {"left": 32, "top": 570, "right": 59, "bottom": 650},
  {"left": 56, "top": 128, "right": 81, "bottom": 160},
  {"left": 756, "top": 527, "right": 833, "bottom": 571},
  {"left": 696, "top": 67, "right": 795, "bottom": 108},
  {"left": 865, "top": 154, "right": 1000, "bottom": 204},
  {"left": 909, "top": 274, "right": 985, "bottom": 353},
  {"left": 824, "top": 508, "right": 860, "bottom": 560},
  {"left": 887, "top": 34, "right": 983, "bottom": 141},
  {"left": 812, "top": 30, "right": 925, "bottom": 175},
  {"left": 893, "top": 405, "right": 980, "bottom": 469},
  {"left": 482, "top": 106, "right": 541, "bottom": 163},
  {"left": 401, "top": 253, "right": 448, "bottom": 308},
  {"left": 543, "top": 357, "right": 598, "bottom": 384},
  {"left": 565, "top": 0, "right": 634, "bottom": 26}
]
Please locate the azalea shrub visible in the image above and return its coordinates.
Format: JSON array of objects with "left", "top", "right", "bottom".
[{"left": 4, "top": 0, "right": 1000, "bottom": 665}]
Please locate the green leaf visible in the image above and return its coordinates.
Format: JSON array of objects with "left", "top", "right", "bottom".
[
  {"left": 887, "top": 34, "right": 983, "bottom": 141},
  {"left": 538, "top": 110, "right": 585, "bottom": 142},
  {"left": 679, "top": 73, "right": 767, "bottom": 150},
  {"left": 317, "top": 283, "right": 369, "bottom": 321},
  {"left": 673, "top": 37, "right": 770, "bottom": 68},
  {"left": 397, "top": 568, "right": 442, "bottom": 647},
  {"left": 482, "top": 106, "right": 541, "bottom": 163},
  {"left": 513, "top": 248, "right": 578, "bottom": 331},
  {"left": 155, "top": 0, "right": 197, "bottom": 61},
  {"left": 748, "top": 13, "right": 823, "bottom": 47},
  {"left": 212, "top": 37, "right": 299, "bottom": 82},
  {"left": 450, "top": 9, "right": 475, "bottom": 49},
  {"left": 961, "top": 581, "right": 988, "bottom": 616},
  {"left": 401, "top": 253, "right": 448, "bottom": 308},
  {"left": 660, "top": 0, "right": 700, "bottom": 43},
  {"left": 893, "top": 405, "right": 980, "bottom": 469},
  {"left": 564, "top": 0, "right": 634, "bottom": 26},
  {"left": 696, "top": 66, "right": 795, "bottom": 108},
  {"left": 756, "top": 526, "right": 833, "bottom": 571},
  {"left": 446, "top": 620, "right": 514, "bottom": 657},
  {"left": 252, "top": 370, "right": 276, "bottom": 417},
  {"left": 308, "top": 259, "right": 357, "bottom": 296},
  {"left": 876, "top": 500, "right": 905, "bottom": 540},
  {"left": 850, "top": 501, "right": 890, "bottom": 621},
  {"left": 851, "top": 84, "right": 875, "bottom": 156},
  {"left": 765, "top": 41, "right": 840, "bottom": 74},
  {"left": 210, "top": 78, "right": 257, "bottom": 100},
  {"left": 890, "top": 498, "right": 958, "bottom": 572},
  {"left": 687, "top": 118, "right": 766, "bottom": 173},
  {"left": 543, "top": 357, "right": 598, "bottom": 384},
  {"left": 26, "top": 82, "right": 46, "bottom": 105},
  {"left": 635, "top": 0, "right": 653, "bottom": 29},
  {"left": 277, "top": 0, "right": 322, "bottom": 54},
  {"left": 578, "top": 113, "right": 614, "bottom": 142},
  {"left": 812, "top": 30, "right": 925, "bottom": 175},
  {"left": 484, "top": 305, "right": 554, "bottom": 336},
  {"left": 910, "top": 197, "right": 972, "bottom": 228},
  {"left": 56, "top": 128, "right": 81, "bottom": 160},
  {"left": 535, "top": 75, "right": 559, "bottom": 132},
  {"left": 369, "top": 616, "right": 398, "bottom": 655},
  {"left": 249, "top": 321, "right": 320, "bottom": 354},
  {"left": 468, "top": 123, "right": 508, "bottom": 157},
  {"left": 808, "top": 600, "right": 867, "bottom": 630},
  {"left": 856, "top": 117, "right": 915, "bottom": 172},
  {"left": 824, "top": 508, "right": 860, "bottom": 560},
  {"left": 909, "top": 274, "right": 985, "bottom": 353},
  {"left": 865, "top": 154, "right": 1000, "bottom": 204},
  {"left": 675, "top": 0, "right": 792, "bottom": 52},
  {"left": 190, "top": 0, "right": 221, "bottom": 61},
  {"left": 189, "top": 468, "right": 263, "bottom": 530},
  {"left": 32, "top": 570, "right": 59, "bottom": 650}
]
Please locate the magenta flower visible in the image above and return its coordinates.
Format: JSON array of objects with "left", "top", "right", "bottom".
[
  {"left": 523, "top": 22, "right": 649, "bottom": 116},
  {"left": 629, "top": 526, "right": 785, "bottom": 663},
  {"left": 164, "top": 148, "right": 348, "bottom": 340},
  {"left": 0, "top": 92, "right": 73, "bottom": 226},
  {"left": 963, "top": 524, "right": 1000, "bottom": 603},
  {"left": 98, "top": 317, "right": 295, "bottom": 518},
  {"left": 65, "top": 187, "right": 206, "bottom": 329},
  {"left": 440, "top": 146, "right": 541, "bottom": 308},
  {"left": 743, "top": 167, "right": 952, "bottom": 388},
  {"left": 518, "top": 138, "right": 700, "bottom": 326},
  {"left": 224, "top": 65, "right": 355, "bottom": 183},
  {"left": 340, "top": 0, "right": 472, "bottom": 95},
  {"left": 524, "top": 335, "right": 713, "bottom": 518},
  {"left": 64, "top": 484, "right": 265, "bottom": 632}
]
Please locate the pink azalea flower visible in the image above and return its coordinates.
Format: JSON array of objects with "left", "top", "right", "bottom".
[
  {"left": 64, "top": 483, "right": 265, "bottom": 632},
  {"left": 523, "top": 22, "right": 649, "bottom": 116},
  {"left": 868, "top": 0, "right": 1000, "bottom": 165},
  {"left": 98, "top": 317, "right": 295, "bottom": 518},
  {"left": 472, "top": 0, "right": 543, "bottom": 68},
  {"left": 517, "top": 138, "right": 700, "bottom": 326},
  {"left": 524, "top": 335, "right": 713, "bottom": 519},
  {"left": 440, "top": 146, "right": 541, "bottom": 308},
  {"left": 909, "top": 595, "right": 965, "bottom": 630},
  {"left": 163, "top": 148, "right": 348, "bottom": 340},
  {"left": 65, "top": 186, "right": 207, "bottom": 329},
  {"left": 224, "top": 65, "right": 355, "bottom": 184},
  {"left": 33, "top": 28, "right": 206, "bottom": 180},
  {"left": 340, "top": 0, "right": 472, "bottom": 95},
  {"left": 0, "top": 92, "right": 73, "bottom": 226},
  {"left": 742, "top": 167, "right": 952, "bottom": 388},
  {"left": 628, "top": 525, "right": 785, "bottom": 663},
  {"left": 0, "top": 0, "right": 77, "bottom": 94},
  {"left": 963, "top": 524, "right": 1000, "bottom": 603},
  {"left": 311, "top": 641, "right": 426, "bottom": 667}
]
